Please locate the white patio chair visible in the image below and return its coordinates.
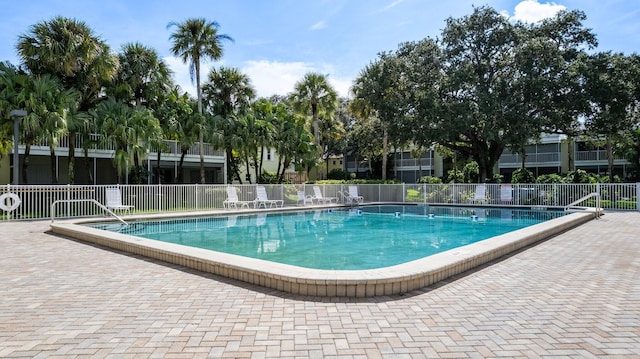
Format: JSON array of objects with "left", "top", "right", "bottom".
[
  {"left": 343, "top": 185, "right": 363, "bottom": 205},
  {"left": 297, "top": 191, "right": 314, "bottom": 206},
  {"left": 105, "top": 188, "right": 134, "bottom": 214},
  {"left": 255, "top": 186, "right": 284, "bottom": 208},
  {"left": 223, "top": 187, "right": 252, "bottom": 209},
  {"left": 313, "top": 186, "right": 337, "bottom": 204}
]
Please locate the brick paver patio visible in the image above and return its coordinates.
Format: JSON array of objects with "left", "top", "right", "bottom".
[{"left": 1, "top": 212, "right": 639, "bottom": 358}]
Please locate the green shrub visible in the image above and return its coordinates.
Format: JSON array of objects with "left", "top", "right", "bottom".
[
  {"left": 327, "top": 168, "right": 344, "bottom": 180},
  {"left": 490, "top": 173, "right": 504, "bottom": 183},
  {"left": 565, "top": 169, "right": 591, "bottom": 183},
  {"left": 417, "top": 175, "right": 442, "bottom": 184},
  {"left": 259, "top": 171, "right": 287, "bottom": 184},
  {"left": 511, "top": 168, "right": 535, "bottom": 183},
  {"left": 536, "top": 173, "right": 564, "bottom": 183},
  {"left": 446, "top": 169, "right": 464, "bottom": 183},
  {"left": 462, "top": 161, "right": 479, "bottom": 183}
]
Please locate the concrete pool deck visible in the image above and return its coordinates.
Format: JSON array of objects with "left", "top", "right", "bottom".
[{"left": 2, "top": 211, "right": 639, "bottom": 357}]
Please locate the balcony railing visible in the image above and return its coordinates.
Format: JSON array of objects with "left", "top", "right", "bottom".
[
  {"left": 499, "top": 152, "right": 560, "bottom": 165},
  {"left": 24, "top": 134, "right": 224, "bottom": 158},
  {"left": 575, "top": 150, "right": 625, "bottom": 162},
  {"left": 395, "top": 158, "right": 433, "bottom": 168}
]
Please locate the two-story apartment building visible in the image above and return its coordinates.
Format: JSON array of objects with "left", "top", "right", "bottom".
[
  {"left": 1, "top": 135, "right": 226, "bottom": 185},
  {"left": 345, "top": 134, "right": 632, "bottom": 183},
  {"left": 2, "top": 132, "right": 632, "bottom": 185}
]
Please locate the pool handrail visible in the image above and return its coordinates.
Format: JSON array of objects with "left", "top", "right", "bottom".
[
  {"left": 563, "top": 192, "right": 602, "bottom": 218},
  {"left": 51, "top": 199, "right": 128, "bottom": 225}
]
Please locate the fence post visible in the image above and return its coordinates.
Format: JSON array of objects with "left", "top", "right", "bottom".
[
  {"left": 637, "top": 183, "right": 640, "bottom": 212},
  {"left": 402, "top": 183, "right": 405, "bottom": 202},
  {"left": 195, "top": 183, "right": 198, "bottom": 210}
]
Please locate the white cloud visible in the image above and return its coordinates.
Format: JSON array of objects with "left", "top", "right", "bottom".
[
  {"left": 508, "top": 0, "right": 566, "bottom": 23},
  {"left": 164, "top": 57, "right": 352, "bottom": 99},
  {"left": 380, "top": 0, "right": 405, "bottom": 12},
  {"left": 241, "top": 60, "right": 352, "bottom": 98},
  {"left": 329, "top": 77, "right": 352, "bottom": 99},
  {"left": 310, "top": 20, "right": 327, "bottom": 30},
  {"left": 164, "top": 56, "right": 197, "bottom": 97}
]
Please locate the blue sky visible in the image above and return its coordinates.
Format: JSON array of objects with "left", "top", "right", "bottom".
[{"left": 1, "top": 0, "right": 639, "bottom": 98}]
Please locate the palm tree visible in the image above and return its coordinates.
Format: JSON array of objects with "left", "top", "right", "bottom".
[
  {"left": 17, "top": 16, "right": 118, "bottom": 184},
  {"left": 0, "top": 62, "right": 26, "bottom": 157},
  {"left": 17, "top": 75, "right": 74, "bottom": 184},
  {"left": 111, "top": 42, "right": 174, "bottom": 183},
  {"left": 154, "top": 86, "right": 194, "bottom": 183},
  {"left": 112, "top": 42, "right": 173, "bottom": 107},
  {"left": 291, "top": 73, "right": 338, "bottom": 145},
  {"left": 93, "top": 98, "right": 160, "bottom": 183},
  {"left": 168, "top": 18, "right": 233, "bottom": 184},
  {"left": 202, "top": 67, "right": 255, "bottom": 182},
  {"left": 269, "top": 102, "right": 315, "bottom": 183},
  {"left": 244, "top": 99, "right": 275, "bottom": 182}
]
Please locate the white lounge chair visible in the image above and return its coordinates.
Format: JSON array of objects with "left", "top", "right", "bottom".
[
  {"left": 343, "top": 185, "right": 363, "bottom": 204},
  {"left": 105, "top": 187, "right": 134, "bottom": 214},
  {"left": 255, "top": 186, "right": 284, "bottom": 208},
  {"left": 223, "top": 187, "right": 252, "bottom": 209},
  {"left": 297, "top": 191, "right": 314, "bottom": 205},
  {"left": 313, "top": 186, "right": 337, "bottom": 204}
]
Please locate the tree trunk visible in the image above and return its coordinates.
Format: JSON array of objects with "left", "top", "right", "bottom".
[
  {"left": 381, "top": 127, "right": 388, "bottom": 180},
  {"left": 199, "top": 130, "right": 205, "bottom": 184},
  {"left": 227, "top": 147, "right": 236, "bottom": 184},
  {"left": 68, "top": 131, "right": 76, "bottom": 184},
  {"left": 84, "top": 147, "right": 94, "bottom": 185},
  {"left": 195, "top": 59, "right": 206, "bottom": 185},
  {"left": 253, "top": 152, "right": 260, "bottom": 183},
  {"left": 177, "top": 147, "right": 187, "bottom": 183},
  {"left": 245, "top": 153, "right": 252, "bottom": 184},
  {"left": 49, "top": 145, "right": 58, "bottom": 184},
  {"left": 325, "top": 156, "right": 330, "bottom": 179},
  {"left": 312, "top": 103, "right": 319, "bottom": 144},
  {"left": 606, "top": 137, "right": 614, "bottom": 183},
  {"left": 156, "top": 151, "right": 162, "bottom": 184},
  {"left": 22, "top": 141, "right": 32, "bottom": 184},
  {"left": 259, "top": 147, "right": 265, "bottom": 179},
  {"left": 276, "top": 158, "right": 282, "bottom": 183}
]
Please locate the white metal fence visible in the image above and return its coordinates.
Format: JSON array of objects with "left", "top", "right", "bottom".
[{"left": 1, "top": 182, "right": 638, "bottom": 221}]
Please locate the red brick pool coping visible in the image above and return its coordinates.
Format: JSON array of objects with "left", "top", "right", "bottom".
[{"left": 50, "top": 207, "right": 598, "bottom": 297}]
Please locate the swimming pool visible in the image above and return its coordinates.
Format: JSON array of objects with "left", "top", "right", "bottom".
[
  {"left": 90, "top": 205, "right": 566, "bottom": 270},
  {"left": 50, "top": 204, "right": 598, "bottom": 297}
]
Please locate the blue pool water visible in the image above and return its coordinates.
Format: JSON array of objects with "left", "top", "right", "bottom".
[{"left": 91, "top": 205, "right": 565, "bottom": 270}]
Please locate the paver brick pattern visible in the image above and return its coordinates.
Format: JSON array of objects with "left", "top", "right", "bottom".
[{"left": 1, "top": 212, "right": 639, "bottom": 358}]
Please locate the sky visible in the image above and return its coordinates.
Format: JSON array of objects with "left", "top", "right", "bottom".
[{"left": 1, "top": 0, "right": 639, "bottom": 98}]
